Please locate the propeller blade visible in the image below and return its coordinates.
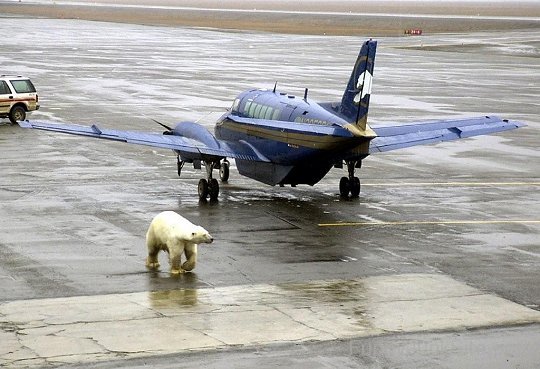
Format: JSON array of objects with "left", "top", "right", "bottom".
[{"left": 152, "top": 119, "right": 173, "bottom": 132}]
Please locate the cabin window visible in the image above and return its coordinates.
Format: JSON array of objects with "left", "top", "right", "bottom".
[
  {"left": 264, "top": 107, "right": 274, "bottom": 120},
  {"left": 248, "top": 102, "right": 257, "bottom": 117},
  {"left": 259, "top": 106, "right": 269, "bottom": 119},
  {"left": 254, "top": 104, "right": 263, "bottom": 118},
  {"left": 232, "top": 98, "right": 240, "bottom": 112},
  {"left": 243, "top": 100, "right": 252, "bottom": 115},
  {"left": 242, "top": 101, "right": 278, "bottom": 120}
]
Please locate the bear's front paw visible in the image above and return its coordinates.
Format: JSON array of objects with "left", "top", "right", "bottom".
[
  {"left": 170, "top": 267, "right": 186, "bottom": 275},
  {"left": 181, "top": 261, "right": 196, "bottom": 271}
]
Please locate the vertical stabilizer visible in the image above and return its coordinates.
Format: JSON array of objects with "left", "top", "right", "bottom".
[{"left": 339, "top": 40, "right": 377, "bottom": 134}]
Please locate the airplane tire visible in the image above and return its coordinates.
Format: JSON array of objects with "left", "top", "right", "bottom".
[
  {"left": 209, "top": 178, "right": 220, "bottom": 200},
  {"left": 350, "top": 177, "right": 361, "bottom": 198},
  {"left": 198, "top": 179, "right": 209, "bottom": 200},
  {"left": 219, "top": 161, "right": 230, "bottom": 182},
  {"left": 339, "top": 177, "right": 350, "bottom": 197}
]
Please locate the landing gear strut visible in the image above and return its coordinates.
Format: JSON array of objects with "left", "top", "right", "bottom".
[
  {"left": 197, "top": 159, "right": 229, "bottom": 201},
  {"left": 176, "top": 155, "right": 230, "bottom": 201},
  {"left": 339, "top": 160, "right": 361, "bottom": 198},
  {"left": 177, "top": 156, "right": 184, "bottom": 177}
]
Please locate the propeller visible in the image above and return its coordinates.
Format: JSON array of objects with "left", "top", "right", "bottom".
[{"left": 152, "top": 119, "right": 174, "bottom": 135}]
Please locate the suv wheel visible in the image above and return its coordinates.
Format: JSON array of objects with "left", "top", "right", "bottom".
[{"left": 9, "top": 106, "right": 26, "bottom": 124}]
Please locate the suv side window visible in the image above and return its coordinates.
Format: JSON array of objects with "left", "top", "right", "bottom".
[
  {"left": 10, "top": 80, "right": 36, "bottom": 93},
  {"left": 0, "top": 81, "right": 11, "bottom": 95}
]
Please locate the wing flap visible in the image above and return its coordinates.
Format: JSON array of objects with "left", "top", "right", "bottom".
[{"left": 369, "top": 116, "right": 525, "bottom": 153}]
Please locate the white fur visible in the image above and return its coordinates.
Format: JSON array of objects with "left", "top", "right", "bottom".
[{"left": 145, "top": 211, "right": 213, "bottom": 274}]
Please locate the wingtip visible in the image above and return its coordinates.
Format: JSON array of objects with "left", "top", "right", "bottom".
[
  {"left": 502, "top": 118, "right": 527, "bottom": 129},
  {"left": 489, "top": 116, "right": 527, "bottom": 129}
]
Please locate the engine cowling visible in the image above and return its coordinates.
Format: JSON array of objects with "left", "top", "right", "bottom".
[{"left": 172, "top": 121, "right": 221, "bottom": 150}]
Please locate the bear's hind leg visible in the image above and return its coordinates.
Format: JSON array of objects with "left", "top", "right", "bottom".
[
  {"left": 146, "top": 254, "right": 160, "bottom": 269},
  {"left": 146, "top": 255, "right": 160, "bottom": 269},
  {"left": 146, "top": 240, "right": 161, "bottom": 269}
]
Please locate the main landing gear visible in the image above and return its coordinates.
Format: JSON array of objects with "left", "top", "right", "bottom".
[
  {"left": 339, "top": 160, "right": 361, "bottom": 198},
  {"left": 177, "top": 156, "right": 230, "bottom": 201},
  {"left": 197, "top": 159, "right": 230, "bottom": 201}
]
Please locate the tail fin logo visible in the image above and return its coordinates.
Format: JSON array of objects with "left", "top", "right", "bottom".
[
  {"left": 339, "top": 40, "right": 377, "bottom": 128},
  {"left": 353, "top": 70, "right": 373, "bottom": 104}
]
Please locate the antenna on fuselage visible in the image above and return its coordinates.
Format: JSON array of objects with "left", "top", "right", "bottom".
[
  {"left": 303, "top": 88, "right": 308, "bottom": 101},
  {"left": 273, "top": 81, "right": 277, "bottom": 93}
]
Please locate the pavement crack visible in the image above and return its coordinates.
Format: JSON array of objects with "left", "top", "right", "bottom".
[
  {"left": 272, "top": 306, "right": 337, "bottom": 339},
  {"left": 379, "top": 292, "right": 488, "bottom": 304}
]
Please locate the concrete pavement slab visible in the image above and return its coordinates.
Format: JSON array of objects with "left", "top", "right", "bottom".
[{"left": 1, "top": 273, "right": 539, "bottom": 367}]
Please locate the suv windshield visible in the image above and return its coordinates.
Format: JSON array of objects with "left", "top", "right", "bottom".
[{"left": 10, "top": 79, "right": 36, "bottom": 93}]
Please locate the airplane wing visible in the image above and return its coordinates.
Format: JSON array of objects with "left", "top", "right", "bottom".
[
  {"left": 18, "top": 120, "right": 269, "bottom": 162},
  {"left": 369, "top": 116, "right": 525, "bottom": 153}
]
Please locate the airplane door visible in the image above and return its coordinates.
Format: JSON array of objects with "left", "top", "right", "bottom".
[{"left": 280, "top": 103, "right": 297, "bottom": 121}]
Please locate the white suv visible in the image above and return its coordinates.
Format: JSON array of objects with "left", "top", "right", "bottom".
[{"left": 0, "top": 76, "right": 40, "bottom": 124}]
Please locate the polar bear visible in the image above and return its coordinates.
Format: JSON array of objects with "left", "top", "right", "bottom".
[{"left": 145, "top": 211, "right": 213, "bottom": 274}]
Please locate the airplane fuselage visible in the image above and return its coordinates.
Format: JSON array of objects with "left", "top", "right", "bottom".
[{"left": 214, "top": 89, "right": 369, "bottom": 185}]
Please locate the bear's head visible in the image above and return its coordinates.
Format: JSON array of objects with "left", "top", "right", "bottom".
[{"left": 189, "top": 226, "right": 214, "bottom": 244}]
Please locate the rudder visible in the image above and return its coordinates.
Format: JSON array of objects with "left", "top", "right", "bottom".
[{"left": 339, "top": 40, "right": 377, "bottom": 131}]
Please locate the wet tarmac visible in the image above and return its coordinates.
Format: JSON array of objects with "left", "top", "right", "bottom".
[{"left": 1, "top": 16, "right": 539, "bottom": 368}]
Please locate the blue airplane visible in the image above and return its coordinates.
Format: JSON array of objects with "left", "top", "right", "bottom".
[{"left": 19, "top": 40, "right": 524, "bottom": 200}]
